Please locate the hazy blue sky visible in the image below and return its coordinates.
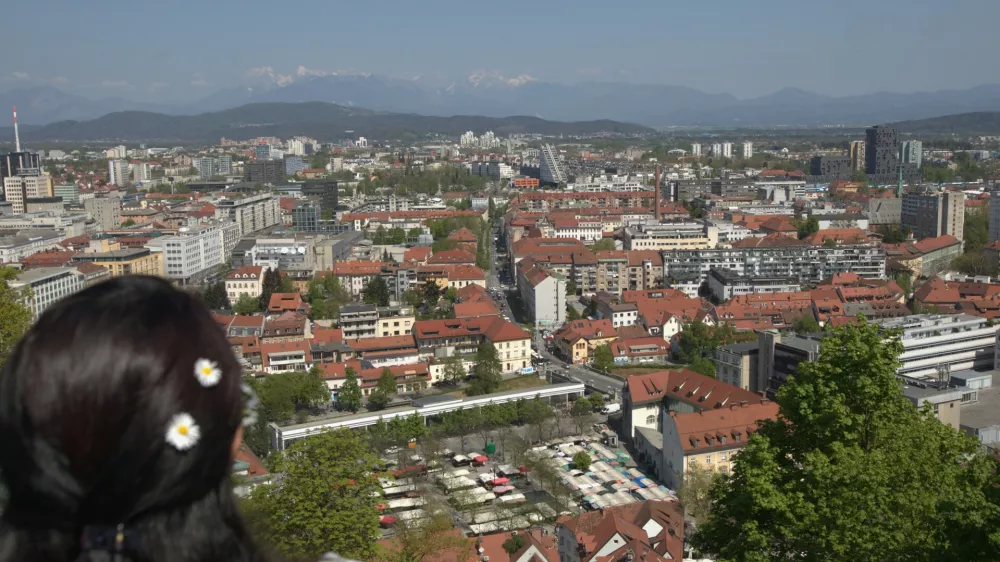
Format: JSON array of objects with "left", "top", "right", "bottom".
[{"left": 1, "top": 0, "right": 997, "bottom": 101}]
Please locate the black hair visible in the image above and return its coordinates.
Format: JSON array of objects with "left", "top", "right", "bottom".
[{"left": 0, "top": 276, "right": 269, "bottom": 562}]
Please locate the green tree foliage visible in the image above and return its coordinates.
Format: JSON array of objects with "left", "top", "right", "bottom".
[
  {"left": 307, "top": 274, "right": 351, "bottom": 320},
  {"left": 381, "top": 510, "right": 469, "bottom": 562},
  {"left": 389, "top": 227, "right": 406, "bottom": 245},
  {"left": 570, "top": 396, "right": 593, "bottom": 434},
  {"left": 258, "top": 267, "right": 283, "bottom": 311},
  {"left": 407, "top": 227, "right": 423, "bottom": 240},
  {"left": 688, "top": 356, "right": 716, "bottom": 377},
  {"left": 469, "top": 340, "right": 503, "bottom": 395},
  {"left": 367, "top": 391, "right": 390, "bottom": 411},
  {"left": 244, "top": 429, "right": 382, "bottom": 560},
  {"left": 876, "top": 224, "right": 912, "bottom": 244},
  {"left": 566, "top": 280, "right": 577, "bottom": 296},
  {"left": 692, "top": 321, "right": 1000, "bottom": 561},
  {"left": 377, "top": 367, "right": 398, "bottom": 396},
  {"left": 572, "top": 451, "right": 592, "bottom": 471},
  {"left": 592, "top": 344, "right": 614, "bottom": 372},
  {"left": 675, "top": 322, "right": 753, "bottom": 368},
  {"left": 566, "top": 304, "right": 582, "bottom": 321},
  {"left": 521, "top": 397, "right": 554, "bottom": 442},
  {"left": 441, "top": 356, "right": 467, "bottom": 386},
  {"left": 362, "top": 276, "right": 391, "bottom": 307},
  {"left": 373, "top": 225, "right": 389, "bottom": 245},
  {"left": 401, "top": 289, "right": 424, "bottom": 308},
  {"left": 338, "top": 367, "right": 363, "bottom": 413},
  {"left": 422, "top": 280, "right": 443, "bottom": 307},
  {"left": 587, "top": 393, "right": 606, "bottom": 412},
  {"left": 952, "top": 253, "right": 995, "bottom": 277},
  {"left": 201, "top": 281, "right": 231, "bottom": 310},
  {"left": 588, "top": 238, "right": 616, "bottom": 252},
  {"left": 677, "top": 463, "right": 720, "bottom": 526},
  {"left": 964, "top": 208, "right": 989, "bottom": 255},
  {"left": 797, "top": 215, "right": 819, "bottom": 240},
  {"left": 431, "top": 238, "right": 460, "bottom": 253},
  {"left": 792, "top": 312, "right": 821, "bottom": 334},
  {"left": 250, "top": 368, "right": 330, "bottom": 424},
  {"left": 502, "top": 534, "right": 526, "bottom": 555},
  {"left": 0, "top": 267, "right": 32, "bottom": 367},
  {"left": 233, "top": 293, "right": 261, "bottom": 315}
]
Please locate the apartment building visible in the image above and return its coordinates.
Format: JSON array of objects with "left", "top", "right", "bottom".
[
  {"left": 622, "top": 368, "right": 761, "bottom": 441},
  {"left": 706, "top": 267, "right": 802, "bottom": 301},
  {"left": 72, "top": 248, "right": 163, "bottom": 277},
  {"left": 214, "top": 193, "right": 281, "bottom": 236},
  {"left": 715, "top": 341, "right": 761, "bottom": 392},
  {"left": 148, "top": 221, "right": 240, "bottom": 285},
  {"left": 83, "top": 196, "right": 123, "bottom": 231},
  {"left": 4, "top": 175, "right": 53, "bottom": 214},
  {"left": 902, "top": 190, "right": 965, "bottom": 241},
  {"left": 518, "top": 260, "right": 566, "bottom": 328},
  {"left": 331, "top": 260, "right": 386, "bottom": 297},
  {"left": 338, "top": 304, "right": 379, "bottom": 339},
  {"left": 660, "top": 400, "right": 779, "bottom": 488},
  {"left": 9, "top": 266, "right": 84, "bottom": 319},
  {"left": 622, "top": 221, "right": 719, "bottom": 251},
  {"left": 225, "top": 265, "right": 265, "bottom": 302},
  {"left": 413, "top": 316, "right": 531, "bottom": 374},
  {"left": 876, "top": 314, "right": 999, "bottom": 380}
]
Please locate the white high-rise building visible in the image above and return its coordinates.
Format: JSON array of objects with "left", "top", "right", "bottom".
[
  {"left": 108, "top": 159, "right": 129, "bottom": 186},
  {"left": 105, "top": 145, "right": 127, "bottom": 159},
  {"left": 356, "top": 137, "right": 369, "bottom": 148},
  {"left": 691, "top": 143, "right": 702, "bottom": 157},
  {"left": 4, "top": 175, "right": 54, "bottom": 215},
  {"left": 460, "top": 131, "right": 476, "bottom": 147},
  {"left": 742, "top": 141, "right": 754, "bottom": 159},
  {"left": 539, "top": 144, "right": 568, "bottom": 185},
  {"left": 286, "top": 139, "right": 306, "bottom": 156},
  {"left": 214, "top": 193, "right": 281, "bottom": 236},
  {"left": 722, "top": 142, "right": 733, "bottom": 158},
  {"left": 131, "top": 162, "right": 151, "bottom": 182},
  {"left": 149, "top": 221, "right": 241, "bottom": 285},
  {"left": 901, "top": 140, "right": 923, "bottom": 168},
  {"left": 711, "top": 144, "right": 723, "bottom": 157}
]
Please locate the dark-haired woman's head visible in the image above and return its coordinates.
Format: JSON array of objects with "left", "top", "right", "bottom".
[{"left": 0, "top": 276, "right": 265, "bottom": 561}]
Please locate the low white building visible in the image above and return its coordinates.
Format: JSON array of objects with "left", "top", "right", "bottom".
[
  {"left": 9, "top": 266, "right": 84, "bottom": 319},
  {"left": 225, "top": 265, "right": 265, "bottom": 303}
]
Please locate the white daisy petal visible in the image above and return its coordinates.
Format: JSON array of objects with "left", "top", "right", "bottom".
[
  {"left": 165, "top": 412, "right": 201, "bottom": 451},
  {"left": 194, "top": 358, "right": 222, "bottom": 387}
]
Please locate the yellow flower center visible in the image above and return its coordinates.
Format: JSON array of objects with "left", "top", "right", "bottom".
[
  {"left": 178, "top": 426, "right": 189, "bottom": 436},
  {"left": 202, "top": 367, "right": 212, "bottom": 375}
]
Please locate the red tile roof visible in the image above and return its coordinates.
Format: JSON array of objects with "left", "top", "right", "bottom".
[
  {"left": 427, "top": 249, "right": 476, "bottom": 265},
  {"left": 446, "top": 227, "right": 478, "bottom": 242},
  {"left": 332, "top": 260, "right": 386, "bottom": 275},
  {"left": 402, "top": 246, "right": 433, "bottom": 263},
  {"left": 454, "top": 301, "right": 501, "bottom": 318},
  {"left": 414, "top": 316, "right": 529, "bottom": 343},
  {"left": 625, "top": 368, "right": 760, "bottom": 408},
  {"left": 267, "top": 292, "right": 307, "bottom": 312},
  {"left": 802, "top": 228, "right": 871, "bottom": 246},
  {"left": 671, "top": 400, "right": 779, "bottom": 453},
  {"left": 227, "top": 266, "right": 263, "bottom": 279}
]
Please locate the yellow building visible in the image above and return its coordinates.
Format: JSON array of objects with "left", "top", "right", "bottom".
[
  {"left": 73, "top": 248, "right": 164, "bottom": 278},
  {"left": 552, "top": 318, "right": 618, "bottom": 364}
]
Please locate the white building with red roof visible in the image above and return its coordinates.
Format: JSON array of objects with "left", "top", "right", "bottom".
[{"left": 225, "top": 265, "right": 264, "bottom": 302}]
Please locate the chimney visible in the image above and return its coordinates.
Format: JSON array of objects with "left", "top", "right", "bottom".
[
  {"left": 654, "top": 166, "right": 661, "bottom": 221},
  {"left": 12, "top": 106, "right": 21, "bottom": 153}
]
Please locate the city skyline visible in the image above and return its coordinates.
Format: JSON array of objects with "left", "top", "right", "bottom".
[{"left": 1, "top": 0, "right": 997, "bottom": 103}]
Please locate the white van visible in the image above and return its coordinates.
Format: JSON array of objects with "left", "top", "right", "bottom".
[{"left": 601, "top": 403, "right": 621, "bottom": 415}]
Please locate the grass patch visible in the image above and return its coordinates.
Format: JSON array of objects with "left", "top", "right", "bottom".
[
  {"left": 498, "top": 376, "right": 547, "bottom": 392},
  {"left": 613, "top": 367, "right": 671, "bottom": 377}
]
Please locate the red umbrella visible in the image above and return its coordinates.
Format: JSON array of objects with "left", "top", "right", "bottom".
[
  {"left": 492, "top": 477, "right": 510, "bottom": 485},
  {"left": 379, "top": 515, "right": 396, "bottom": 526}
]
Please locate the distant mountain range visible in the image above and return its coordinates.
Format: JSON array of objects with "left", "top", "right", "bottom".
[
  {"left": 4, "top": 77, "right": 1000, "bottom": 127},
  {"left": 889, "top": 112, "right": 1000, "bottom": 134},
  {"left": 0, "top": 102, "right": 653, "bottom": 142}
]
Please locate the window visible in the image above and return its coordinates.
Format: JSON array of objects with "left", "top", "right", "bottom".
[
  {"left": 720, "top": 452, "right": 727, "bottom": 462},
  {"left": 704, "top": 455, "right": 712, "bottom": 464},
  {"left": 646, "top": 415, "right": 655, "bottom": 425}
]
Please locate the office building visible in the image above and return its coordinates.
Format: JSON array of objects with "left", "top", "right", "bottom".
[
  {"left": 902, "top": 190, "right": 965, "bottom": 241},
  {"left": 254, "top": 144, "right": 271, "bottom": 161},
  {"left": 4, "top": 175, "right": 53, "bottom": 215},
  {"left": 901, "top": 140, "right": 923, "bottom": 168},
  {"left": 990, "top": 190, "right": 1000, "bottom": 243},
  {"left": 73, "top": 248, "right": 164, "bottom": 277},
  {"left": 539, "top": 144, "right": 568, "bottom": 185},
  {"left": 54, "top": 184, "right": 79, "bottom": 205},
  {"left": 810, "top": 155, "right": 852, "bottom": 180},
  {"left": 876, "top": 314, "right": 998, "bottom": 380},
  {"left": 108, "top": 159, "right": 129, "bottom": 187},
  {"left": 849, "top": 140, "right": 866, "bottom": 171},
  {"left": 301, "top": 179, "right": 339, "bottom": 212},
  {"left": 244, "top": 160, "right": 283, "bottom": 185},
  {"left": 214, "top": 193, "right": 281, "bottom": 236},
  {"left": 194, "top": 156, "right": 233, "bottom": 179},
  {"left": 864, "top": 125, "right": 919, "bottom": 184},
  {"left": 1, "top": 152, "right": 41, "bottom": 190},
  {"left": 741, "top": 141, "right": 753, "bottom": 159},
  {"left": 9, "top": 266, "right": 84, "bottom": 320},
  {"left": 84, "top": 196, "right": 123, "bottom": 231},
  {"left": 691, "top": 143, "right": 702, "bottom": 157},
  {"left": 148, "top": 221, "right": 240, "bottom": 285},
  {"left": 284, "top": 155, "right": 306, "bottom": 176}
]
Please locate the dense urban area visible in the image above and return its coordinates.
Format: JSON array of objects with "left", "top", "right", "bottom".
[{"left": 3, "top": 105, "right": 1000, "bottom": 561}]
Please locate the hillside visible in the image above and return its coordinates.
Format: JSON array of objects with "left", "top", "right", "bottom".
[
  {"left": 2, "top": 102, "right": 653, "bottom": 142},
  {"left": 890, "top": 112, "right": 1000, "bottom": 134}
]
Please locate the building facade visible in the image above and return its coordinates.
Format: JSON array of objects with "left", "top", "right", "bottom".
[
  {"left": 901, "top": 190, "right": 965, "bottom": 241},
  {"left": 4, "top": 175, "right": 53, "bottom": 214},
  {"left": 214, "top": 194, "right": 281, "bottom": 236},
  {"left": 84, "top": 196, "right": 123, "bottom": 231},
  {"left": 10, "top": 266, "right": 84, "bottom": 319}
]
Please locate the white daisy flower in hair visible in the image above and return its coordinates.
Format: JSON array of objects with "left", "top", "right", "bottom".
[
  {"left": 194, "top": 358, "right": 222, "bottom": 387},
  {"left": 165, "top": 412, "right": 201, "bottom": 451}
]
